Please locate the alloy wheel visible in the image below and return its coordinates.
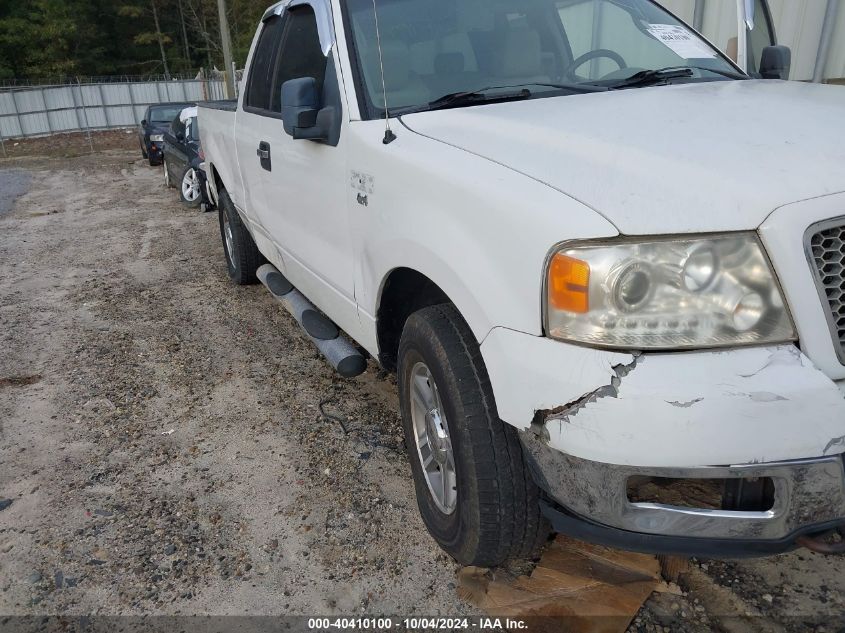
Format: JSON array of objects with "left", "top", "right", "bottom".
[{"left": 409, "top": 362, "right": 457, "bottom": 514}]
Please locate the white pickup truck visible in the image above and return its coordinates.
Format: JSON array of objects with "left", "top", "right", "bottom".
[{"left": 200, "top": 0, "right": 845, "bottom": 565}]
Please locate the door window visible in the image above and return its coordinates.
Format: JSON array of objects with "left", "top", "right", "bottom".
[
  {"left": 245, "top": 15, "right": 285, "bottom": 112},
  {"left": 269, "top": 6, "right": 328, "bottom": 113}
]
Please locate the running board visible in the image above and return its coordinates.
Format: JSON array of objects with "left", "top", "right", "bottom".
[{"left": 256, "top": 264, "right": 367, "bottom": 378}]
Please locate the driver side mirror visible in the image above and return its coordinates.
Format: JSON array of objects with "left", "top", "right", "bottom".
[
  {"left": 281, "top": 77, "right": 332, "bottom": 142},
  {"left": 141, "top": 119, "right": 147, "bottom": 126},
  {"left": 176, "top": 131, "right": 185, "bottom": 142},
  {"left": 759, "top": 45, "right": 791, "bottom": 80}
]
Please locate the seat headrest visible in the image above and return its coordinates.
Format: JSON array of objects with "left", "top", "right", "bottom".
[{"left": 496, "top": 29, "right": 543, "bottom": 78}]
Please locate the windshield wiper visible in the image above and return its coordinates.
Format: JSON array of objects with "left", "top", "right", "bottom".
[
  {"left": 426, "top": 82, "right": 608, "bottom": 111},
  {"left": 606, "top": 67, "right": 694, "bottom": 89},
  {"left": 606, "top": 65, "right": 748, "bottom": 90},
  {"left": 427, "top": 88, "right": 532, "bottom": 110}
]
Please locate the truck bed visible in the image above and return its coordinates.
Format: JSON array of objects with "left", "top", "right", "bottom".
[
  {"left": 197, "top": 100, "right": 237, "bottom": 112},
  {"left": 197, "top": 100, "right": 243, "bottom": 210}
]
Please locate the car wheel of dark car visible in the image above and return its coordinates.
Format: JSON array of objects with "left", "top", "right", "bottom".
[
  {"left": 140, "top": 141, "right": 148, "bottom": 159},
  {"left": 179, "top": 166, "right": 203, "bottom": 208}
]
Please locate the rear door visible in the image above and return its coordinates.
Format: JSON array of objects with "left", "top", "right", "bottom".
[
  {"left": 234, "top": 12, "right": 289, "bottom": 267},
  {"left": 163, "top": 118, "right": 187, "bottom": 183}
]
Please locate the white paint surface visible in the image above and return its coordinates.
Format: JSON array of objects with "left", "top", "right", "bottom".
[
  {"left": 543, "top": 346, "right": 845, "bottom": 468},
  {"left": 402, "top": 80, "right": 845, "bottom": 236}
]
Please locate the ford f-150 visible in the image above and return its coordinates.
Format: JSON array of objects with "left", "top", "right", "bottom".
[{"left": 199, "top": 0, "right": 845, "bottom": 565}]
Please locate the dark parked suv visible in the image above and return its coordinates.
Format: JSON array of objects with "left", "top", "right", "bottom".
[{"left": 138, "top": 102, "right": 194, "bottom": 166}]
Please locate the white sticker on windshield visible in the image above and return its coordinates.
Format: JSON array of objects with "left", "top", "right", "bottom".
[{"left": 646, "top": 24, "right": 717, "bottom": 59}]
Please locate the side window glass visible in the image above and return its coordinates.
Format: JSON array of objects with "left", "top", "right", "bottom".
[
  {"left": 245, "top": 16, "right": 285, "bottom": 111},
  {"left": 269, "top": 6, "right": 327, "bottom": 113}
]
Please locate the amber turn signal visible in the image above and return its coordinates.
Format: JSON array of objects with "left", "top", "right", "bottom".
[{"left": 548, "top": 253, "right": 590, "bottom": 313}]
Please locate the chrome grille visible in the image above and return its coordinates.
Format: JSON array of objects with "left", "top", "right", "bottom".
[{"left": 807, "top": 218, "right": 845, "bottom": 364}]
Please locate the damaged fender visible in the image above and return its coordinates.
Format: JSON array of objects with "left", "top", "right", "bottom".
[{"left": 481, "top": 327, "right": 845, "bottom": 468}]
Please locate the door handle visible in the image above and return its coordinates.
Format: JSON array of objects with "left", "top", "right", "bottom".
[{"left": 257, "top": 141, "right": 271, "bottom": 171}]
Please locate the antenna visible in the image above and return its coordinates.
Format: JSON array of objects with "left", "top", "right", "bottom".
[{"left": 372, "top": 0, "right": 397, "bottom": 144}]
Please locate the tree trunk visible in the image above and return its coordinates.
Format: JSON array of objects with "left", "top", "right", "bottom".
[
  {"left": 178, "top": 0, "right": 191, "bottom": 66},
  {"left": 150, "top": 0, "right": 171, "bottom": 79}
]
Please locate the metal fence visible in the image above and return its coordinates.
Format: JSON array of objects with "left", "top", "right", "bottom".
[{"left": 0, "top": 77, "right": 228, "bottom": 141}]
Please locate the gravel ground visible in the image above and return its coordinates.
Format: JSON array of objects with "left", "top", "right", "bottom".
[{"left": 0, "top": 148, "right": 843, "bottom": 632}]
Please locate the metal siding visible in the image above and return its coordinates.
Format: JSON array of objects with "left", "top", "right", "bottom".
[
  {"left": 660, "top": 0, "right": 697, "bottom": 23},
  {"left": 826, "top": 0, "right": 845, "bottom": 79},
  {"left": 0, "top": 79, "right": 225, "bottom": 139}
]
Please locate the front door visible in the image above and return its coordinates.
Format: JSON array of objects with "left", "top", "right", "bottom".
[{"left": 258, "top": 1, "right": 361, "bottom": 340}]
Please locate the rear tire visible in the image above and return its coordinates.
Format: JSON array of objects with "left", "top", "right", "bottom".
[
  {"left": 179, "top": 166, "right": 202, "bottom": 208},
  {"left": 398, "top": 304, "right": 549, "bottom": 566},
  {"left": 217, "top": 188, "right": 265, "bottom": 285},
  {"left": 140, "top": 141, "right": 148, "bottom": 159}
]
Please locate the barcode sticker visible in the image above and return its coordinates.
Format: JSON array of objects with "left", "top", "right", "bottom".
[{"left": 647, "top": 24, "right": 717, "bottom": 59}]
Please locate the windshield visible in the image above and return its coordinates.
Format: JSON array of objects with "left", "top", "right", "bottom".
[
  {"left": 149, "top": 105, "right": 187, "bottom": 123},
  {"left": 345, "top": 0, "right": 740, "bottom": 117}
]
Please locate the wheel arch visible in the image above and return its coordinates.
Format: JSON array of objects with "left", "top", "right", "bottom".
[
  {"left": 207, "top": 162, "right": 223, "bottom": 205},
  {"left": 375, "top": 266, "right": 480, "bottom": 372}
]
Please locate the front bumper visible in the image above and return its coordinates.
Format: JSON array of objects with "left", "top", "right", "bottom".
[
  {"left": 480, "top": 328, "right": 845, "bottom": 554},
  {"left": 521, "top": 431, "right": 845, "bottom": 555}
]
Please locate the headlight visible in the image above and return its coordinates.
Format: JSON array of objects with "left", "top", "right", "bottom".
[
  {"left": 150, "top": 134, "right": 164, "bottom": 142},
  {"left": 545, "top": 234, "right": 796, "bottom": 349}
]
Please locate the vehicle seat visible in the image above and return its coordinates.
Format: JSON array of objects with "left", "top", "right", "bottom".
[
  {"left": 491, "top": 29, "right": 550, "bottom": 87},
  {"left": 363, "top": 40, "right": 430, "bottom": 110}
]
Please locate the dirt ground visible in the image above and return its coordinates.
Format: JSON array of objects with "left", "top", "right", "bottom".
[
  {"left": 0, "top": 129, "right": 137, "bottom": 161},
  {"left": 0, "top": 138, "right": 843, "bottom": 632}
]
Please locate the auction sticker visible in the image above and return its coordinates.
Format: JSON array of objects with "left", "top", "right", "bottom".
[{"left": 647, "top": 24, "right": 717, "bottom": 59}]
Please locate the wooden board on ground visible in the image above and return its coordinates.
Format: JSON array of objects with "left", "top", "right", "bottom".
[{"left": 457, "top": 535, "right": 661, "bottom": 633}]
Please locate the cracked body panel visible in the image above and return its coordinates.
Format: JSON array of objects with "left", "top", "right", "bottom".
[
  {"left": 540, "top": 345, "right": 845, "bottom": 468},
  {"left": 481, "top": 327, "right": 845, "bottom": 468}
]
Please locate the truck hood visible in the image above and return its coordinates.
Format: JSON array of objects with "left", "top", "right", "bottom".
[{"left": 401, "top": 80, "right": 845, "bottom": 235}]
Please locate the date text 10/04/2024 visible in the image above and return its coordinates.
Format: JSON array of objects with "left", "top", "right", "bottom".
[{"left": 307, "top": 618, "right": 529, "bottom": 630}]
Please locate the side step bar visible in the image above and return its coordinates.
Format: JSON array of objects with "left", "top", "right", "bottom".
[{"left": 257, "top": 264, "right": 367, "bottom": 378}]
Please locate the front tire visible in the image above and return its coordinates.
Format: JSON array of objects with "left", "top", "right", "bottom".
[
  {"left": 398, "top": 304, "right": 549, "bottom": 566},
  {"left": 217, "top": 188, "right": 265, "bottom": 285}
]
